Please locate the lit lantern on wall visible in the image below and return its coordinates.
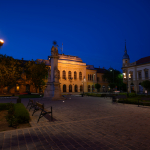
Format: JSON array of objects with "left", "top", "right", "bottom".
[{"left": 0, "top": 39, "right": 4, "bottom": 48}]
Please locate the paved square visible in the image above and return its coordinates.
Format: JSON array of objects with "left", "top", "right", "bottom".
[{"left": 1, "top": 96, "right": 150, "bottom": 150}]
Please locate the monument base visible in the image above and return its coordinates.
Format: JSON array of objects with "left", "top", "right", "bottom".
[{"left": 43, "top": 82, "right": 65, "bottom": 100}]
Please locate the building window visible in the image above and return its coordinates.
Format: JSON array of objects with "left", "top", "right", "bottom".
[
  {"left": 88, "top": 74, "right": 90, "bottom": 80},
  {"left": 90, "top": 75, "right": 91, "bottom": 80},
  {"left": 88, "top": 85, "right": 90, "bottom": 92},
  {"left": 62, "top": 70, "right": 66, "bottom": 79},
  {"left": 138, "top": 72, "right": 142, "bottom": 79},
  {"left": 63, "top": 84, "right": 66, "bottom": 92},
  {"left": 97, "top": 77, "right": 99, "bottom": 82},
  {"left": 79, "top": 72, "right": 82, "bottom": 80},
  {"left": 74, "top": 71, "right": 77, "bottom": 80},
  {"left": 145, "top": 71, "right": 148, "bottom": 78},
  {"left": 26, "top": 84, "right": 30, "bottom": 92},
  {"left": 80, "top": 85, "right": 83, "bottom": 92},
  {"left": 68, "top": 71, "right": 71, "bottom": 79},
  {"left": 69, "top": 85, "right": 72, "bottom": 92},
  {"left": 74, "top": 85, "right": 78, "bottom": 92},
  {"left": 125, "top": 60, "right": 127, "bottom": 63},
  {"left": 91, "top": 74, "right": 93, "bottom": 81}
]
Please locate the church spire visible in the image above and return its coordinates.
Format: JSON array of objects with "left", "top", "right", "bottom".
[{"left": 123, "top": 40, "right": 129, "bottom": 59}]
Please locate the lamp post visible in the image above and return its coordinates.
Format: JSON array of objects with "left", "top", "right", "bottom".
[
  {"left": 82, "top": 76, "right": 85, "bottom": 96},
  {"left": 93, "top": 74, "right": 95, "bottom": 92},
  {"left": 0, "top": 39, "right": 4, "bottom": 49},
  {"left": 110, "top": 69, "right": 114, "bottom": 83}
]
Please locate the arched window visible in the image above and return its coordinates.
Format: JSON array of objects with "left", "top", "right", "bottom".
[
  {"left": 74, "top": 85, "right": 78, "bottom": 92},
  {"left": 79, "top": 72, "right": 82, "bottom": 80},
  {"left": 90, "top": 75, "right": 91, "bottom": 80},
  {"left": 88, "top": 74, "right": 90, "bottom": 80},
  {"left": 74, "top": 71, "right": 77, "bottom": 80},
  {"left": 68, "top": 71, "right": 71, "bottom": 79},
  {"left": 69, "top": 84, "right": 72, "bottom": 92},
  {"left": 80, "top": 85, "right": 83, "bottom": 92},
  {"left": 62, "top": 70, "right": 66, "bottom": 79},
  {"left": 103, "top": 85, "right": 105, "bottom": 92},
  {"left": 58, "top": 70, "right": 60, "bottom": 79},
  {"left": 88, "top": 85, "right": 90, "bottom": 92},
  {"left": 63, "top": 84, "right": 66, "bottom": 92},
  {"left": 26, "top": 84, "right": 30, "bottom": 92}
]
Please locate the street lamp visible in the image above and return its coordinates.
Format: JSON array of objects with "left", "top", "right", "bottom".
[
  {"left": 110, "top": 69, "right": 114, "bottom": 83},
  {"left": 0, "top": 39, "right": 4, "bottom": 49},
  {"left": 93, "top": 74, "right": 95, "bottom": 92},
  {"left": 82, "top": 76, "right": 85, "bottom": 97}
]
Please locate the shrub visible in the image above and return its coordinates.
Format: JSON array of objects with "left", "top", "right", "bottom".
[
  {"left": 0, "top": 103, "right": 14, "bottom": 110},
  {"left": 14, "top": 103, "right": 30, "bottom": 123}
]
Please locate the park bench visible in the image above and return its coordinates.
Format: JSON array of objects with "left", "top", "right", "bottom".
[
  {"left": 113, "top": 95, "right": 127, "bottom": 103},
  {"left": 26, "top": 99, "right": 37, "bottom": 111},
  {"left": 32, "top": 102, "right": 53, "bottom": 123},
  {"left": 138, "top": 97, "right": 150, "bottom": 107}
]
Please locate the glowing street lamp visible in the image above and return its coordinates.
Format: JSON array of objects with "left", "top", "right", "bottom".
[{"left": 0, "top": 39, "right": 4, "bottom": 48}]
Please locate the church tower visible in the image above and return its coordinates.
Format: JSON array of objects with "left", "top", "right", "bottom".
[{"left": 122, "top": 40, "right": 130, "bottom": 67}]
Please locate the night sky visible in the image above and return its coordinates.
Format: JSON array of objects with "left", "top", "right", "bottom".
[{"left": 0, "top": 0, "right": 150, "bottom": 72}]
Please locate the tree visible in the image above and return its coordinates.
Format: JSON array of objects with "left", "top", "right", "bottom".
[
  {"left": 24, "top": 60, "right": 48, "bottom": 93},
  {"left": 141, "top": 80, "right": 150, "bottom": 95},
  {"left": 95, "top": 83, "right": 101, "bottom": 92},
  {"left": 0, "top": 54, "right": 23, "bottom": 93},
  {"left": 103, "top": 69, "right": 126, "bottom": 91}
]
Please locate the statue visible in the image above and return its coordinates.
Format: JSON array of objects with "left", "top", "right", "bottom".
[
  {"left": 51, "top": 45, "right": 58, "bottom": 56},
  {"left": 51, "top": 46, "right": 55, "bottom": 56}
]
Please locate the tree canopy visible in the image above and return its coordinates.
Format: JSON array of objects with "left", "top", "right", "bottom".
[
  {"left": 24, "top": 60, "right": 48, "bottom": 92},
  {"left": 95, "top": 83, "right": 101, "bottom": 91},
  {"left": 103, "top": 69, "right": 126, "bottom": 91},
  {"left": 0, "top": 54, "right": 23, "bottom": 92}
]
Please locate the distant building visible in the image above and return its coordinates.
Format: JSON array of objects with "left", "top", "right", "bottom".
[{"left": 122, "top": 42, "right": 150, "bottom": 93}]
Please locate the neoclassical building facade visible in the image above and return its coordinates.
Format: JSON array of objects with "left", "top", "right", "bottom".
[
  {"left": 37, "top": 54, "right": 109, "bottom": 93},
  {"left": 122, "top": 43, "right": 150, "bottom": 93}
]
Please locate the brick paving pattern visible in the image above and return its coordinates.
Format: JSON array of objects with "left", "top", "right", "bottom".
[{"left": 0, "top": 96, "right": 150, "bottom": 149}]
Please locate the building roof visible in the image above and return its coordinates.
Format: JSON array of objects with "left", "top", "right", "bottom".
[
  {"left": 95, "top": 68, "right": 106, "bottom": 73},
  {"left": 136, "top": 56, "right": 150, "bottom": 65}
]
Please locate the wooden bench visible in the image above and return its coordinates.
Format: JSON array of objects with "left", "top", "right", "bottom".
[
  {"left": 26, "top": 99, "right": 37, "bottom": 111},
  {"left": 113, "top": 95, "right": 127, "bottom": 103},
  {"left": 138, "top": 97, "right": 150, "bottom": 107},
  {"left": 32, "top": 102, "right": 53, "bottom": 123}
]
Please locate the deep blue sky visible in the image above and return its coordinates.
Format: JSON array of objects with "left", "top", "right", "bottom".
[{"left": 0, "top": 0, "right": 150, "bottom": 72}]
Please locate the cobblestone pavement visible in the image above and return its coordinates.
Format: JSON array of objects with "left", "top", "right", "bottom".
[{"left": 1, "top": 96, "right": 150, "bottom": 150}]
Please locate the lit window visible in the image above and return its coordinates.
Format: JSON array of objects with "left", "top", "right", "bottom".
[
  {"left": 68, "top": 71, "right": 71, "bottom": 79},
  {"left": 62, "top": 70, "right": 66, "bottom": 79},
  {"left": 79, "top": 72, "right": 82, "bottom": 80},
  {"left": 74, "top": 71, "right": 77, "bottom": 80}
]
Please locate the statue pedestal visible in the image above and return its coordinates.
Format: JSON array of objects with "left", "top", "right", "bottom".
[{"left": 43, "top": 82, "right": 65, "bottom": 100}]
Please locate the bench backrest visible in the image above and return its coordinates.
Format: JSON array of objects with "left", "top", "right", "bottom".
[
  {"left": 116, "top": 95, "right": 127, "bottom": 99},
  {"left": 141, "top": 97, "right": 150, "bottom": 101},
  {"left": 36, "top": 102, "right": 44, "bottom": 109}
]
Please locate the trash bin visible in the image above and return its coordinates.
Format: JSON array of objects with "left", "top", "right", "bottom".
[
  {"left": 112, "top": 96, "right": 116, "bottom": 102},
  {"left": 17, "top": 98, "right": 21, "bottom": 103}
]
